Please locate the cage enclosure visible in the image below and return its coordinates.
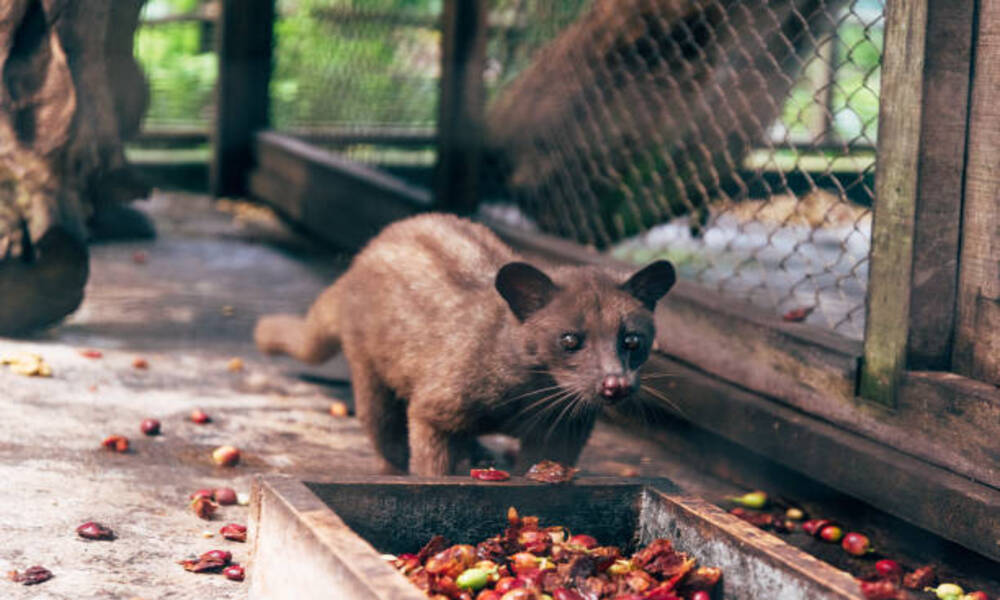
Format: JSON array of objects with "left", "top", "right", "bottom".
[{"left": 231, "top": 0, "right": 998, "bottom": 569}]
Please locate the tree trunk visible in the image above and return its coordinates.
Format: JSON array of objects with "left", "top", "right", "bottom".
[
  {"left": 486, "top": 0, "right": 845, "bottom": 246},
  {"left": 0, "top": 0, "right": 148, "bottom": 335}
]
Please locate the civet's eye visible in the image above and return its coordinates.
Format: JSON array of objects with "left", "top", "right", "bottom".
[
  {"left": 623, "top": 333, "right": 642, "bottom": 351},
  {"left": 560, "top": 333, "right": 583, "bottom": 351}
]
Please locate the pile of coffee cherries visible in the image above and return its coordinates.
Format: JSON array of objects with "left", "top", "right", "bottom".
[{"left": 388, "top": 507, "right": 721, "bottom": 600}]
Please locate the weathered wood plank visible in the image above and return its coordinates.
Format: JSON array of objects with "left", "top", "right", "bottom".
[
  {"left": 250, "top": 132, "right": 430, "bottom": 249},
  {"left": 434, "top": 0, "right": 488, "bottom": 214},
  {"left": 906, "top": 0, "right": 976, "bottom": 370},
  {"left": 291, "top": 127, "right": 436, "bottom": 148},
  {"left": 639, "top": 353, "right": 1000, "bottom": 563},
  {"left": 211, "top": 0, "right": 274, "bottom": 197},
  {"left": 485, "top": 218, "right": 1000, "bottom": 489},
  {"left": 137, "top": 126, "right": 438, "bottom": 149},
  {"left": 953, "top": 1, "right": 1000, "bottom": 385},
  {"left": 602, "top": 408, "right": 1000, "bottom": 593},
  {"left": 256, "top": 132, "right": 431, "bottom": 208},
  {"left": 860, "top": 0, "right": 930, "bottom": 406}
]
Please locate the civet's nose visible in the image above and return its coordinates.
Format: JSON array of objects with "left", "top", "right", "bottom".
[{"left": 601, "top": 374, "right": 630, "bottom": 400}]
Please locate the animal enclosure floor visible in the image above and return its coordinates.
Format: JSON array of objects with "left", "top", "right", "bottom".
[{"left": 0, "top": 193, "right": 747, "bottom": 599}]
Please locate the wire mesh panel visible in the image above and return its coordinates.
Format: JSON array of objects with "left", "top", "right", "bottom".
[
  {"left": 270, "top": 0, "right": 441, "bottom": 183},
  {"left": 481, "top": 0, "right": 883, "bottom": 340},
  {"left": 486, "top": 1, "right": 592, "bottom": 94}
]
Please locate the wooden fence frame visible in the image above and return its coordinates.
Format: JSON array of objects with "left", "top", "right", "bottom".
[{"left": 201, "top": 0, "right": 1000, "bottom": 561}]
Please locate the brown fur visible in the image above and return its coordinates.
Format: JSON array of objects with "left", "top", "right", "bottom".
[{"left": 255, "top": 214, "right": 675, "bottom": 476}]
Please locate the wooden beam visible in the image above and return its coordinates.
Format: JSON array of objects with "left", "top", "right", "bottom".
[
  {"left": 434, "top": 0, "right": 488, "bottom": 214},
  {"left": 250, "top": 132, "right": 429, "bottom": 249},
  {"left": 211, "top": 0, "right": 274, "bottom": 197},
  {"left": 860, "top": 0, "right": 929, "bottom": 406},
  {"left": 953, "top": 0, "right": 1000, "bottom": 385},
  {"left": 289, "top": 126, "right": 436, "bottom": 148},
  {"left": 137, "top": 126, "right": 437, "bottom": 149},
  {"left": 602, "top": 408, "right": 1000, "bottom": 592},
  {"left": 633, "top": 353, "right": 1000, "bottom": 563},
  {"left": 906, "top": 0, "right": 976, "bottom": 370}
]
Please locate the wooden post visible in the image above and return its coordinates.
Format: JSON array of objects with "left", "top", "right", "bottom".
[
  {"left": 434, "top": 0, "right": 488, "bottom": 214},
  {"left": 211, "top": 0, "right": 275, "bottom": 197},
  {"left": 859, "top": 0, "right": 929, "bottom": 406},
  {"left": 905, "top": 0, "right": 977, "bottom": 370},
  {"left": 952, "top": 2, "right": 1000, "bottom": 385}
]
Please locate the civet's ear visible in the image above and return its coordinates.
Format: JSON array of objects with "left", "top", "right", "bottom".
[
  {"left": 495, "top": 262, "right": 558, "bottom": 322},
  {"left": 621, "top": 260, "right": 676, "bottom": 311}
]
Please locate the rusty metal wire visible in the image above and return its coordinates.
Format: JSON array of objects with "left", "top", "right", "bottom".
[{"left": 483, "top": 0, "right": 883, "bottom": 339}]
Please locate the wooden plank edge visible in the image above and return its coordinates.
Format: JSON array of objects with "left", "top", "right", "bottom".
[
  {"left": 251, "top": 475, "right": 425, "bottom": 600},
  {"left": 285, "top": 127, "right": 436, "bottom": 147},
  {"left": 256, "top": 130, "right": 432, "bottom": 208},
  {"left": 652, "top": 491, "right": 862, "bottom": 598},
  {"left": 952, "top": 0, "right": 1000, "bottom": 384},
  {"left": 135, "top": 125, "right": 436, "bottom": 148},
  {"left": 249, "top": 140, "right": 428, "bottom": 249},
  {"left": 639, "top": 353, "right": 1000, "bottom": 563}
]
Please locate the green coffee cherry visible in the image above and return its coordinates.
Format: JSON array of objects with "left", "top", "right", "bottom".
[
  {"left": 926, "top": 584, "right": 965, "bottom": 600},
  {"left": 607, "top": 559, "right": 633, "bottom": 575},
  {"left": 727, "top": 490, "right": 768, "bottom": 509},
  {"left": 456, "top": 567, "right": 490, "bottom": 590}
]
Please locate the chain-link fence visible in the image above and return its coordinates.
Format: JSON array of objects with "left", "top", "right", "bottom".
[
  {"left": 482, "top": 0, "right": 882, "bottom": 339},
  {"left": 268, "top": 0, "right": 882, "bottom": 339},
  {"left": 269, "top": 0, "right": 440, "bottom": 186},
  {"left": 136, "top": 0, "right": 881, "bottom": 339}
]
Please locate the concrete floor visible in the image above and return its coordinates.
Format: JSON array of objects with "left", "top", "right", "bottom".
[{"left": 0, "top": 193, "right": 707, "bottom": 599}]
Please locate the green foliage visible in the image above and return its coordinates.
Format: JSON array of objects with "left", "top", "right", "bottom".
[
  {"left": 779, "top": 16, "right": 883, "bottom": 143},
  {"left": 135, "top": 22, "right": 216, "bottom": 125},
  {"left": 270, "top": 0, "right": 441, "bottom": 128},
  {"left": 833, "top": 22, "right": 883, "bottom": 141}
]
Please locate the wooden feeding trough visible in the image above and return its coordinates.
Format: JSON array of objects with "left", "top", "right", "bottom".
[{"left": 248, "top": 475, "right": 864, "bottom": 599}]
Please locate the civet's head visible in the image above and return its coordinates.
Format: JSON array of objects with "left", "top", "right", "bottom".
[{"left": 496, "top": 260, "right": 675, "bottom": 405}]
